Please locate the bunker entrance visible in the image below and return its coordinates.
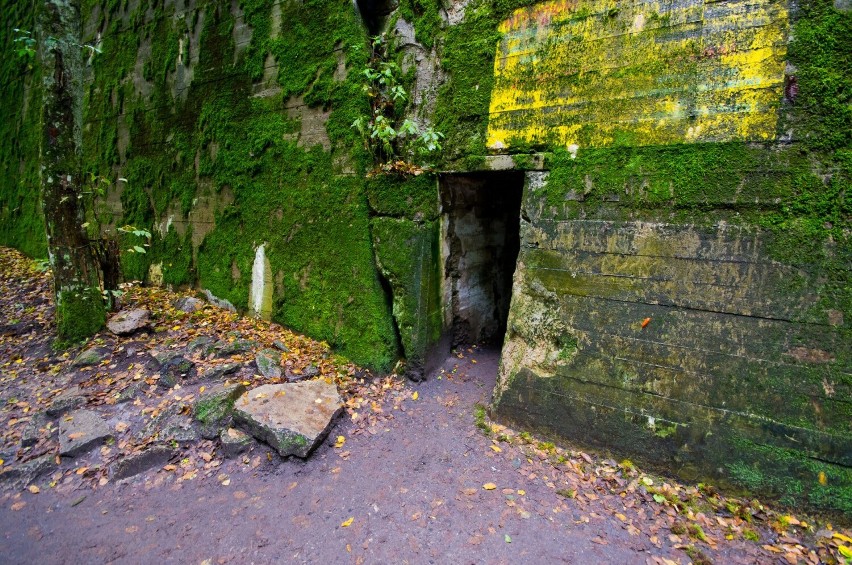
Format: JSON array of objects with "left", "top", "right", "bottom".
[{"left": 440, "top": 172, "right": 524, "bottom": 350}]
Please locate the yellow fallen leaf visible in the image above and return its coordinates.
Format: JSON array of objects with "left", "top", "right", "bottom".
[
  {"left": 834, "top": 532, "right": 852, "bottom": 544},
  {"left": 341, "top": 517, "right": 354, "bottom": 527},
  {"left": 334, "top": 436, "right": 345, "bottom": 448},
  {"left": 0, "top": 458, "right": 4, "bottom": 466},
  {"left": 490, "top": 445, "right": 502, "bottom": 453},
  {"left": 411, "top": 391, "right": 419, "bottom": 401},
  {"left": 517, "top": 490, "right": 526, "bottom": 496},
  {"left": 819, "top": 471, "right": 827, "bottom": 486},
  {"left": 171, "top": 325, "right": 181, "bottom": 331},
  {"left": 615, "top": 513, "right": 627, "bottom": 522},
  {"left": 483, "top": 483, "right": 497, "bottom": 490},
  {"left": 75, "top": 467, "right": 88, "bottom": 475},
  {"left": 199, "top": 386, "right": 206, "bottom": 393},
  {"left": 27, "top": 485, "right": 39, "bottom": 494},
  {"left": 838, "top": 545, "right": 852, "bottom": 559}
]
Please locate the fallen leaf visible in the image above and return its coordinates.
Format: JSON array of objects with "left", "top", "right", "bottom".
[
  {"left": 163, "top": 464, "right": 177, "bottom": 471},
  {"left": 483, "top": 483, "right": 497, "bottom": 490},
  {"left": 115, "top": 422, "right": 129, "bottom": 433},
  {"left": 517, "top": 490, "right": 526, "bottom": 496},
  {"left": 463, "top": 488, "right": 477, "bottom": 496},
  {"left": 641, "top": 317, "right": 651, "bottom": 328},
  {"left": 411, "top": 391, "right": 419, "bottom": 401},
  {"left": 27, "top": 485, "right": 39, "bottom": 494},
  {"left": 341, "top": 517, "right": 354, "bottom": 528},
  {"left": 11, "top": 501, "right": 26, "bottom": 511},
  {"left": 490, "top": 445, "right": 502, "bottom": 453},
  {"left": 504, "top": 534, "right": 512, "bottom": 543},
  {"left": 334, "top": 435, "right": 346, "bottom": 448}
]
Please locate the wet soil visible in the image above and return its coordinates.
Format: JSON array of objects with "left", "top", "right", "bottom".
[{"left": 1, "top": 348, "right": 770, "bottom": 564}]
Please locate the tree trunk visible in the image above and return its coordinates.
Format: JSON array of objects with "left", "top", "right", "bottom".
[{"left": 38, "top": 0, "right": 105, "bottom": 342}]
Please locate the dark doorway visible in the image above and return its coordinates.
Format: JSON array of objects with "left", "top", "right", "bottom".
[{"left": 440, "top": 172, "right": 524, "bottom": 349}]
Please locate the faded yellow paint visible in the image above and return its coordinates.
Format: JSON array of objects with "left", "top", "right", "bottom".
[{"left": 487, "top": 0, "right": 789, "bottom": 150}]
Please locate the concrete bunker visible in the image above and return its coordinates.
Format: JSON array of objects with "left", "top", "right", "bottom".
[{"left": 439, "top": 172, "right": 524, "bottom": 350}]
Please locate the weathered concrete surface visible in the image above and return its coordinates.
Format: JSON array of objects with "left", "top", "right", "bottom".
[
  {"left": 233, "top": 381, "right": 342, "bottom": 458},
  {"left": 492, "top": 172, "right": 852, "bottom": 514},
  {"left": 59, "top": 410, "right": 113, "bottom": 458}
]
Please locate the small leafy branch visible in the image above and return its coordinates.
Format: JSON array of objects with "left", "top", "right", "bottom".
[
  {"left": 352, "top": 34, "right": 443, "bottom": 175},
  {"left": 13, "top": 29, "right": 36, "bottom": 70}
]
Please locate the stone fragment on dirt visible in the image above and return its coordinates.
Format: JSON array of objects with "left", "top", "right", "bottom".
[
  {"left": 161, "top": 416, "right": 200, "bottom": 443},
  {"left": 46, "top": 386, "right": 86, "bottom": 417},
  {"left": 255, "top": 349, "right": 282, "bottom": 378},
  {"left": 106, "top": 308, "right": 151, "bottom": 336},
  {"left": 111, "top": 445, "right": 176, "bottom": 480},
  {"left": 186, "top": 336, "right": 215, "bottom": 357},
  {"left": 158, "top": 355, "right": 197, "bottom": 388},
  {"left": 59, "top": 409, "right": 113, "bottom": 458},
  {"left": 233, "top": 380, "right": 342, "bottom": 458},
  {"left": 219, "top": 427, "right": 253, "bottom": 458},
  {"left": 200, "top": 362, "right": 242, "bottom": 381},
  {"left": 20, "top": 413, "right": 49, "bottom": 448},
  {"left": 72, "top": 346, "right": 110, "bottom": 367},
  {"left": 0, "top": 454, "right": 56, "bottom": 489},
  {"left": 194, "top": 383, "right": 247, "bottom": 439},
  {"left": 173, "top": 296, "right": 204, "bottom": 313},
  {"left": 272, "top": 340, "right": 290, "bottom": 352}
]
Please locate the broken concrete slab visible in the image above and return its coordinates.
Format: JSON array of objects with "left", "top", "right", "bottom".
[
  {"left": 59, "top": 409, "right": 113, "bottom": 458},
  {"left": 194, "top": 383, "right": 247, "bottom": 440},
  {"left": 255, "top": 349, "right": 281, "bottom": 378},
  {"left": 233, "top": 380, "right": 342, "bottom": 458},
  {"left": 107, "top": 308, "right": 151, "bottom": 336},
  {"left": 111, "top": 445, "right": 176, "bottom": 480},
  {"left": 220, "top": 427, "right": 253, "bottom": 458},
  {"left": 46, "top": 386, "right": 86, "bottom": 417}
]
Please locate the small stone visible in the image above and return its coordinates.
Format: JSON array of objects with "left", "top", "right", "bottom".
[
  {"left": 302, "top": 364, "right": 320, "bottom": 378},
  {"left": 173, "top": 296, "right": 204, "bottom": 313},
  {"left": 219, "top": 428, "right": 253, "bottom": 458},
  {"left": 194, "top": 383, "right": 247, "bottom": 440},
  {"left": 111, "top": 446, "right": 176, "bottom": 480},
  {"left": 186, "top": 336, "right": 215, "bottom": 357},
  {"left": 158, "top": 355, "right": 197, "bottom": 388},
  {"left": 46, "top": 386, "right": 86, "bottom": 417},
  {"left": 272, "top": 340, "right": 290, "bottom": 352},
  {"left": 106, "top": 308, "right": 151, "bottom": 336},
  {"left": 72, "top": 346, "right": 109, "bottom": 367},
  {"left": 200, "top": 363, "right": 242, "bottom": 381},
  {"left": 152, "top": 349, "right": 182, "bottom": 366},
  {"left": 162, "top": 417, "right": 200, "bottom": 443},
  {"left": 59, "top": 409, "right": 113, "bottom": 458},
  {"left": 21, "top": 413, "right": 50, "bottom": 448},
  {"left": 255, "top": 349, "right": 282, "bottom": 378},
  {"left": 233, "top": 380, "right": 343, "bottom": 458}
]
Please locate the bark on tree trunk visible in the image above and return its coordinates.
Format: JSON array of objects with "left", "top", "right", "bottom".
[{"left": 38, "top": 0, "right": 106, "bottom": 342}]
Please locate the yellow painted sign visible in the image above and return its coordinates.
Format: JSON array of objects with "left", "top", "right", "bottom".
[{"left": 487, "top": 0, "right": 789, "bottom": 150}]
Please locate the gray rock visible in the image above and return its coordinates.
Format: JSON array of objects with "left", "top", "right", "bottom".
[
  {"left": 216, "top": 339, "right": 256, "bottom": 358},
  {"left": 255, "top": 349, "right": 282, "bottom": 378},
  {"left": 220, "top": 427, "right": 253, "bottom": 458},
  {"left": 194, "top": 383, "right": 247, "bottom": 440},
  {"left": 21, "top": 413, "right": 50, "bottom": 448},
  {"left": 186, "top": 336, "right": 215, "bottom": 357},
  {"left": 302, "top": 364, "right": 320, "bottom": 378},
  {"left": 162, "top": 417, "right": 200, "bottom": 443},
  {"left": 173, "top": 296, "right": 204, "bottom": 313},
  {"left": 233, "top": 381, "right": 343, "bottom": 458},
  {"left": 200, "top": 362, "right": 242, "bottom": 381},
  {"left": 46, "top": 386, "right": 86, "bottom": 417},
  {"left": 111, "top": 445, "right": 176, "bottom": 480},
  {"left": 158, "top": 355, "right": 197, "bottom": 388},
  {"left": 0, "top": 454, "right": 56, "bottom": 489},
  {"left": 116, "top": 384, "right": 141, "bottom": 404},
  {"left": 272, "top": 340, "right": 290, "bottom": 352},
  {"left": 59, "top": 409, "right": 113, "bottom": 458},
  {"left": 152, "top": 349, "right": 182, "bottom": 365},
  {"left": 203, "top": 289, "right": 237, "bottom": 312},
  {"left": 72, "top": 346, "right": 110, "bottom": 367},
  {"left": 107, "top": 308, "right": 151, "bottom": 336},
  {"left": 138, "top": 404, "right": 180, "bottom": 441}
]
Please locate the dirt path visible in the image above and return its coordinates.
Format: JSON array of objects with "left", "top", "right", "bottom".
[{"left": 1, "top": 348, "right": 774, "bottom": 564}]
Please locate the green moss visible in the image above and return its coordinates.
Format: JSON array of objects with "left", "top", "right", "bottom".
[
  {"left": 55, "top": 286, "right": 107, "bottom": 343},
  {"left": 365, "top": 173, "right": 438, "bottom": 219}
]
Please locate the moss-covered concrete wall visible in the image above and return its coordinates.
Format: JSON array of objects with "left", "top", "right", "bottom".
[{"left": 1, "top": 0, "right": 848, "bottom": 513}]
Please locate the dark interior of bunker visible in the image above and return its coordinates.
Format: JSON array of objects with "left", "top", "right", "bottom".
[{"left": 440, "top": 172, "right": 524, "bottom": 349}]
